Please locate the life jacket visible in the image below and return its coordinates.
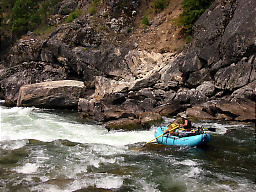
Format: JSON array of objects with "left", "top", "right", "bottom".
[{"left": 184, "top": 118, "right": 192, "bottom": 129}]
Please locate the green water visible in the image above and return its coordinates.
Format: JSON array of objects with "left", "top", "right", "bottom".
[{"left": 0, "top": 105, "right": 255, "bottom": 191}]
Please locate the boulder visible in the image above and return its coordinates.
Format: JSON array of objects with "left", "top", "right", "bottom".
[
  {"left": 93, "top": 76, "right": 130, "bottom": 101},
  {"left": 186, "top": 106, "right": 215, "bottom": 120},
  {"left": 0, "top": 61, "right": 67, "bottom": 106},
  {"left": 230, "top": 81, "right": 256, "bottom": 101},
  {"left": 78, "top": 98, "right": 95, "bottom": 113},
  {"left": 196, "top": 81, "right": 216, "bottom": 97},
  {"left": 52, "top": 0, "right": 79, "bottom": 15},
  {"left": 105, "top": 111, "right": 162, "bottom": 131},
  {"left": 138, "top": 112, "right": 163, "bottom": 128},
  {"left": 214, "top": 58, "right": 252, "bottom": 91},
  {"left": 174, "top": 88, "right": 208, "bottom": 105},
  {"left": 155, "top": 102, "right": 181, "bottom": 117},
  {"left": 215, "top": 99, "right": 255, "bottom": 121},
  {"left": 105, "top": 118, "right": 141, "bottom": 131},
  {"left": 17, "top": 80, "right": 85, "bottom": 109},
  {"left": 129, "top": 71, "right": 160, "bottom": 91}
]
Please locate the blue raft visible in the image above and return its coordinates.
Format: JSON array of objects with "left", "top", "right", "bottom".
[{"left": 154, "top": 126, "right": 210, "bottom": 147}]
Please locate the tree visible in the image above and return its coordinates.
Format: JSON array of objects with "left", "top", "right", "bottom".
[{"left": 10, "top": 0, "right": 41, "bottom": 37}]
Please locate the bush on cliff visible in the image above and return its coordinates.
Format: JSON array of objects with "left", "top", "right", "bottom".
[
  {"left": 152, "top": 0, "right": 169, "bottom": 12},
  {"left": 178, "top": 0, "right": 214, "bottom": 34},
  {"left": 66, "top": 9, "right": 82, "bottom": 23}
]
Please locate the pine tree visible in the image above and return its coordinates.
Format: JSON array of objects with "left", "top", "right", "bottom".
[{"left": 11, "top": 0, "right": 41, "bottom": 37}]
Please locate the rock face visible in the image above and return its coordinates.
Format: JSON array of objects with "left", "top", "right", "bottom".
[
  {"left": 0, "top": 0, "right": 255, "bottom": 130},
  {"left": 17, "top": 80, "right": 85, "bottom": 109}
]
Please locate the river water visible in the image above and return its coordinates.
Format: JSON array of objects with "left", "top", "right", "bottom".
[{"left": 0, "top": 103, "right": 255, "bottom": 192}]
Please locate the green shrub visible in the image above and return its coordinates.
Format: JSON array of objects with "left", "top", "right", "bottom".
[
  {"left": 152, "top": 0, "right": 169, "bottom": 12},
  {"left": 11, "top": 0, "right": 41, "bottom": 37},
  {"left": 66, "top": 9, "right": 81, "bottom": 23},
  {"left": 127, "top": 27, "right": 132, "bottom": 33},
  {"left": 185, "top": 35, "right": 193, "bottom": 44},
  {"left": 142, "top": 15, "right": 150, "bottom": 26},
  {"left": 88, "top": 5, "right": 96, "bottom": 15},
  {"left": 178, "top": 0, "right": 214, "bottom": 34}
]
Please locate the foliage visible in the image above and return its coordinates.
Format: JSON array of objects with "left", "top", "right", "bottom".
[
  {"left": 127, "top": 27, "right": 132, "bottom": 33},
  {"left": 178, "top": 0, "right": 214, "bottom": 34},
  {"left": 142, "top": 15, "right": 150, "bottom": 26},
  {"left": 33, "top": 24, "right": 55, "bottom": 36},
  {"left": 1, "top": 0, "right": 62, "bottom": 38},
  {"left": 185, "top": 35, "right": 193, "bottom": 44},
  {"left": 88, "top": 0, "right": 101, "bottom": 15},
  {"left": 66, "top": 9, "right": 82, "bottom": 23},
  {"left": 88, "top": 6, "right": 96, "bottom": 15},
  {"left": 10, "top": 0, "right": 41, "bottom": 37},
  {"left": 152, "top": 0, "right": 169, "bottom": 12}
]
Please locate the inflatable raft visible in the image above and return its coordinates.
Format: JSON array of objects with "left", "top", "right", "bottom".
[{"left": 154, "top": 126, "right": 210, "bottom": 147}]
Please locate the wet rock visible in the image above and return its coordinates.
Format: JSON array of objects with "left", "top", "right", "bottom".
[
  {"left": 105, "top": 111, "right": 162, "bottom": 131},
  {"left": 17, "top": 80, "right": 85, "bottom": 109},
  {"left": 138, "top": 112, "right": 163, "bottom": 128},
  {"left": 103, "top": 108, "right": 135, "bottom": 121},
  {"left": 215, "top": 113, "right": 233, "bottom": 121},
  {"left": 105, "top": 118, "right": 141, "bottom": 131}
]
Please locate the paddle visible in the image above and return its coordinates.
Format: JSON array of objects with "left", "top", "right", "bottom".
[
  {"left": 206, "top": 127, "right": 216, "bottom": 132},
  {"left": 179, "top": 127, "right": 216, "bottom": 132},
  {"left": 146, "top": 133, "right": 164, "bottom": 144},
  {"left": 146, "top": 124, "right": 179, "bottom": 144}
]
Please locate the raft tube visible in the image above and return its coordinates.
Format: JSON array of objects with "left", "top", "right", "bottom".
[{"left": 154, "top": 126, "right": 210, "bottom": 147}]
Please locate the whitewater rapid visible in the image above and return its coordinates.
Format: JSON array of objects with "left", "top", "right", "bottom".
[{"left": 1, "top": 104, "right": 255, "bottom": 192}]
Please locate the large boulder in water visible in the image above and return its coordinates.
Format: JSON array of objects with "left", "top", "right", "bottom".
[
  {"left": 0, "top": 61, "right": 67, "bottom": 106},
  {"left": 17, "top": 80, "right": 85, "bottom": 109}
]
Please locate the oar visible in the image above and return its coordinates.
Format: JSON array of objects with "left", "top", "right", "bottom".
[
  {"left": 179, "top": 127, "right": 216, "bottom": 132},
  {"left": 206, "top": 128, "right": 216, "bottom": 132},
  {"left": 146, "top": 124, "right": 179, "bottom": 144},
  {"left": 196, "top": 127, "right": 216, "bottom": 132},
  {"left": 146, "top": 133, "right": 164, "bottom": 144}
]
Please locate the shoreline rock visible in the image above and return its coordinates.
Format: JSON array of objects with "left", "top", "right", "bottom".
[{"left": 17, "top": 80, "right": 85, "bottom": 109}]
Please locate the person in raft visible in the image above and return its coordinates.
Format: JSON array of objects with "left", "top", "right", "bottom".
[{"left": 164, "top": 114, "right": 194, "bottom": 137}]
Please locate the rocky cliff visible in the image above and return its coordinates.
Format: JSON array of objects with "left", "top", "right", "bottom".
[{"left": 0, "top": 0, "right": 255, "bottom": 130}]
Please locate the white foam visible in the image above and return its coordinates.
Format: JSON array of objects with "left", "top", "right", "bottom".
[
  {"left": 16, "top": 163, "right": 38, "bottom": 174},
  {"left": 1, "top": 140, "right": 28, "bottom": 150},
  {"left": 174, "top": 159, "right": 198, "bottom": 166},
  {"left": 1, "top": 105, "right": 156, "bottom": 146}
]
